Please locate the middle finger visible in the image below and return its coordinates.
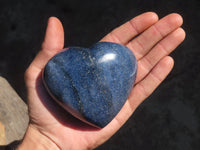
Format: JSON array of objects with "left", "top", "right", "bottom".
[{"left": 127, "top": 13, "right": 183, "bottom": 60}]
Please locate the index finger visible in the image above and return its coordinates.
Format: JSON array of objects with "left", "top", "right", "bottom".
[{"left": 100, "top": 12, "right": 158, "bottom": 45}]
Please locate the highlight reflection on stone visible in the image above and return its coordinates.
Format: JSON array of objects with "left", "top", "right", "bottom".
[{"left": 43, "top": 42, "right": 137, "bottom": 128}]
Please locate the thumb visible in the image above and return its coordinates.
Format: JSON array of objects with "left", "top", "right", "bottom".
[
  {"left": 25, "top": 17, "right": 64, "bottom": 87},
  {"left": 30, "top": 17, "right": 64, "bottom": 70},
  {"left": 41, "top": 17, "right": 64, "bottom": 54}
]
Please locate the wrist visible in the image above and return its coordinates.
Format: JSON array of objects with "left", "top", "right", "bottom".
[{"left": 17, "top": 125, "right": 60, "bottom": 150}]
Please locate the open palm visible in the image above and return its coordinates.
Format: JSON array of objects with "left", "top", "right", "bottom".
[{"left": 22, "top": 12, "right": 185, "bottom": 150}]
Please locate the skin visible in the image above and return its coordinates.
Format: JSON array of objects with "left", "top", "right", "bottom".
[{"left": 17, "top": 12, "right": 185, "bottom": 150}]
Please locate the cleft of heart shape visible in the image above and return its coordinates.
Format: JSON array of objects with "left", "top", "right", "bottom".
[{"left": 43, "top": 42, "right": 137, "bottom": 128}]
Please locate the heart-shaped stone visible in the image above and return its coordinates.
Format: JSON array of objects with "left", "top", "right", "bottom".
[{"left": 43, "top": 42, "right": 137, "bottom": 128}]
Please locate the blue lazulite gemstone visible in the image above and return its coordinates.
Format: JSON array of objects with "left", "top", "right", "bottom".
[{"left": 43, "top": 42, "right": 137, "bottom": 128}]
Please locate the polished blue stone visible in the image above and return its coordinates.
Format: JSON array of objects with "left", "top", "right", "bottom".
[{"left": 43, "top": 42, "right": 137, "bottom": 128}]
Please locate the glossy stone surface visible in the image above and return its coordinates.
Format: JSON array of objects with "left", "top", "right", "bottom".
[{"left": 43, "top": 42, "right": 137, "bottom": 128}]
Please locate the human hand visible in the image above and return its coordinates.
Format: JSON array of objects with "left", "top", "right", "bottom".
[{"left": 18, "top": 12, "right": 185, "bottom": 150}]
